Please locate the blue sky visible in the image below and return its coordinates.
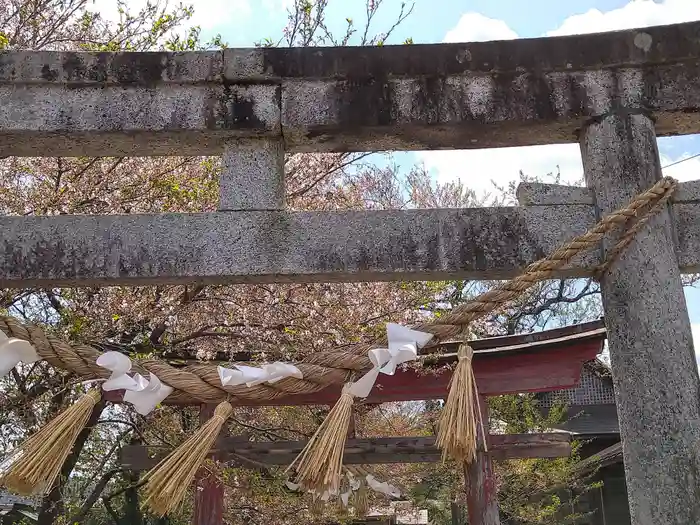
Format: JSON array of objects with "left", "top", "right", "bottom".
[{"left": 109, "top": 0, "right": 700, "bottom": 352}]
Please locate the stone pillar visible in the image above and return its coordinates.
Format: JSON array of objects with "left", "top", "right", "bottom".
[
  {"left": 464, "top": 396, "right": 499, "bottom": 525},
  {"left": 219, "top": 138, "right": 285, "bottom": 210},
  {"left": 580, "top": 113, "right": 700, "bottom": 525}
]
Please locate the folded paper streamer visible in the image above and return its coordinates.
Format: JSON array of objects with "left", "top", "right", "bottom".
[
  {"left": 95, "top": 352, "right": 139, "bottom": 391},
  {"left": 287, "top": 478, "right": 338, "bottom": 503},
  {"left": 339, "top": 472, "right": 361, "bottom": 507},
  {"left": 286, "top": 471, "right": 396, "bottom": 508},
  {"left": 0, "top": 329, "right": 39, "bottom": 378},
  {"left": 96, "top": 351, "right": 173, "bottom": 415},
  {"left": 287, "top": 323, "right": 433, "bottom": 495},
  {"left": 218, "top": 361, "right": 303, "bottom": 387},
  {"left": 366, "top": 474, "right": 401, "bottom": 498},
  {"left": 285, "top": 480, "right": 300, "bottom": 491},
  {"left": 350, "top": 323, "right": 434, "bottom": 398},
  {"left": 124, "top": 373, "right": 174, "bottom": 415}
]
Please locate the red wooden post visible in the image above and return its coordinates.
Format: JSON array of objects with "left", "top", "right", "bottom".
[
  {"left": 192, "top": 404, "right": 226, "bottom": 525},
  {"left": 464, "top": 396, "right": 499, "bottom": 525}
]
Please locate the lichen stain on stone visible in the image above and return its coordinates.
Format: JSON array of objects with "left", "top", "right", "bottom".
[
  {"left": 61, "top": 52, "right": 108, "bottom": 83},
  {"left": 115, "top": 244, "right": 200, "bottom": 278},
  {"left": 60, "top": 52, "right": 169, "bottom": 85},
  {"left": 509, "top": 73, "right": 559, "bottom": 121},
  {"left": 40, "top": 64, "right": 58, "bottom": 82},
  {"left": 110, "top": 53, "right": 167, "bottom": 86},
  {"left": 558, "top": 73, "right": 589, "bottom": 118},
  {"left": 62, "top": 52, "right": 88, "bottom": 81},
  {"left": 412, "top": 76, "right": 450, "bottom": 124},
  {"left": 314, "top": 246, "right": 346, "bottom": 272},
  {"left": 209, "top": 86, "right": 266, "bottom": 130},
  {"left": 634, "top": 32, "right": 653, "bottom": 53},
  {"left": 308, "top": 212, "right": 539, "bottom": 276},
  {"left": 0, "top": 55, "right": 16, "bottom": 81},
  {"left": 2, "top": 238, "right": 76, "bottom": 280},
  {"left": 332, "top": 77, "right": 395, "bottom": 128}
]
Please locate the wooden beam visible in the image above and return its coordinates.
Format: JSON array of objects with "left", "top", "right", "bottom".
[
  {"left": 120, "top": 433, "right": 572, "bottom": 471},
  {"left": 111, "top": 319, "right": 605, "bottom": 364},
  {"left": 222, "top": 334, "right": 602, "bottom": 404}
]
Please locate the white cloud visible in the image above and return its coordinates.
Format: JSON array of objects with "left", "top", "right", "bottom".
[
  {"left": 443, "top": 13, "right": 518, "bottom": 43},
  {"left": 418, "top": 144, "right": 584, "bottom": 196},
  {"left": 92, "top": 0, "right": 251, "bottom": 30},
  {"left": 419, "top": 0, "right": 700, "bottom": 197},
  {"left": 262, "top": 0, "right": 294, "bottom": 13},
  {"left": 416, "top": 140, "right": 700, "bottom": 198},
  {"left": 546, "top": 0, "right": 700, "bottom": 37}
]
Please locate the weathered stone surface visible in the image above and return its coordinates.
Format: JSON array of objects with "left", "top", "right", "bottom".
[
  {"left": 581, "top": 113, "right": 700, "bottom": 525},
  {"left": 220, "top": 139, "right": 285, "bottom": 210},
  {"left": 0, "top": 50, "right": 223, "bottom": 84},
  {"left": 1, "top": 22, "right": 700, "bottom": 155},
  {"left": 224, "top": 22, "right": 700, "bottom": 79},
  {"left": 0, "top": 206, "right": 598, "bottom": 288},
  {"left": 281, "top": 64, "right": 700, "bottom": 151},
  {"left": 0, "top": 83, "right": 280, "bottom": 156},
  {"left": 516, "top": 183, "right": 594, "bottom": 206},
  {"left": 673, "top": 179, "right": 700, "bottom": 203},
  {"left": 517, "top": 180, "right": 700, "bottom": 206}
]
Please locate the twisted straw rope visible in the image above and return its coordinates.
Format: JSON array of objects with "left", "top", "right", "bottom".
[{"left": 0, "top": 177, "right": 677, "bottom": 405}]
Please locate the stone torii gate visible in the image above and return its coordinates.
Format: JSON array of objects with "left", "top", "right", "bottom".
[{"left": 2, "top": 20, "right": 700, "bottom": 525}]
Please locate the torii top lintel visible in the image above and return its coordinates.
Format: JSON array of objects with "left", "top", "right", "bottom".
[{"left": 1, "top": 21, "right": 700, "bottom": 157}]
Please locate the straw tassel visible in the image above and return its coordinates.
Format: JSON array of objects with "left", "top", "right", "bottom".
[
  {"left": 435, "top": 344, "right": 486, "bottom": 464},
  {"left": 310, "top": 495, "right": 325, "bottom": 517},
  {"left": 0, "top": 389, "right": 101, "bottom": 496},
  {"left": 353, "top": 478, "right": 368, "bottom": 517},
  {"left": 287, "top": 384, "right": 354, "bottom": 494},
  {"left": 141, "top": 400, "right": 233, "bottom": 516}
]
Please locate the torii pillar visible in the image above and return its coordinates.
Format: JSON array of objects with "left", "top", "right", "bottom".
[{"left": 581, "top": 113, "right": 700, "bottom": 524}]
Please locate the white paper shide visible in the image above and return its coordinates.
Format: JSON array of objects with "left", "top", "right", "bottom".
[
  {"left": 96, "top": 351, "right": 173, "bottom": 415},
  {"left": 349, "top": 323, "right": 433, "bottom": 398},
  {"left": 217, "top": 362, "right": 303, "bottom": 387},
  {"left": 0, "top": 329, "right": 39, "bottom": 378},
  {"left": 287, "top": 470, "right": 400, "bottom": 506}
]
